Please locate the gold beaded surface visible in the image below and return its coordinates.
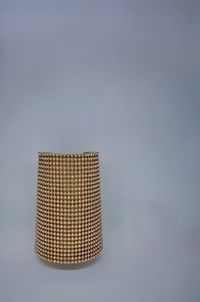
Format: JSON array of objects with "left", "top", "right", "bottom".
[{"left": 35, "top": 151, "right": 103, "bottom": 264}]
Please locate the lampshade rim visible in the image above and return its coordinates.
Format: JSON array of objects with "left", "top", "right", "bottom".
[{"left": 38, "top": 151, "right": 99, "bottom": 156}]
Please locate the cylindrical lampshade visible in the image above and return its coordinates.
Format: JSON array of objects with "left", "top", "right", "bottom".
[{"left": 35, "top": 151, "right": 103, "bottom": 264}]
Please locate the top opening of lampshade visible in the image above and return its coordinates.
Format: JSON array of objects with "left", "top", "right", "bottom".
[{"left": 38, "top": 151, "right": 99, "bottom": 156}]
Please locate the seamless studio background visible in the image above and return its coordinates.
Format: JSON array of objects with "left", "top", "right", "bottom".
[{"left": 0, "top": 1, "right": 200, "bottom": 302}]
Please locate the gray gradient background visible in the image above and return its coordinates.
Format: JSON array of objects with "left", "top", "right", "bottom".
[{"left": 0, "top": 1, "right": 200, "bottom": 301}]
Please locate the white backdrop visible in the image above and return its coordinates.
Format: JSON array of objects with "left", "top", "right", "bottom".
[{"left": 0, "top": 1, "right": 200, "bottom": 301}]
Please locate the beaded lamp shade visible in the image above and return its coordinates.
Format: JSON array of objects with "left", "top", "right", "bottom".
[{"left": 35, "top": 151, "right": 103, "bottom": 264}]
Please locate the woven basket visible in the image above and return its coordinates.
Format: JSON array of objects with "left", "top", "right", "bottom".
[{"left": 35, "top": 151, "right": 103, "bottom": 264}]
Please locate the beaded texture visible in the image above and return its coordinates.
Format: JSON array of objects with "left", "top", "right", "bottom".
[{"left": 35, "top": 152, "right": 103, "bottom": 264}]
